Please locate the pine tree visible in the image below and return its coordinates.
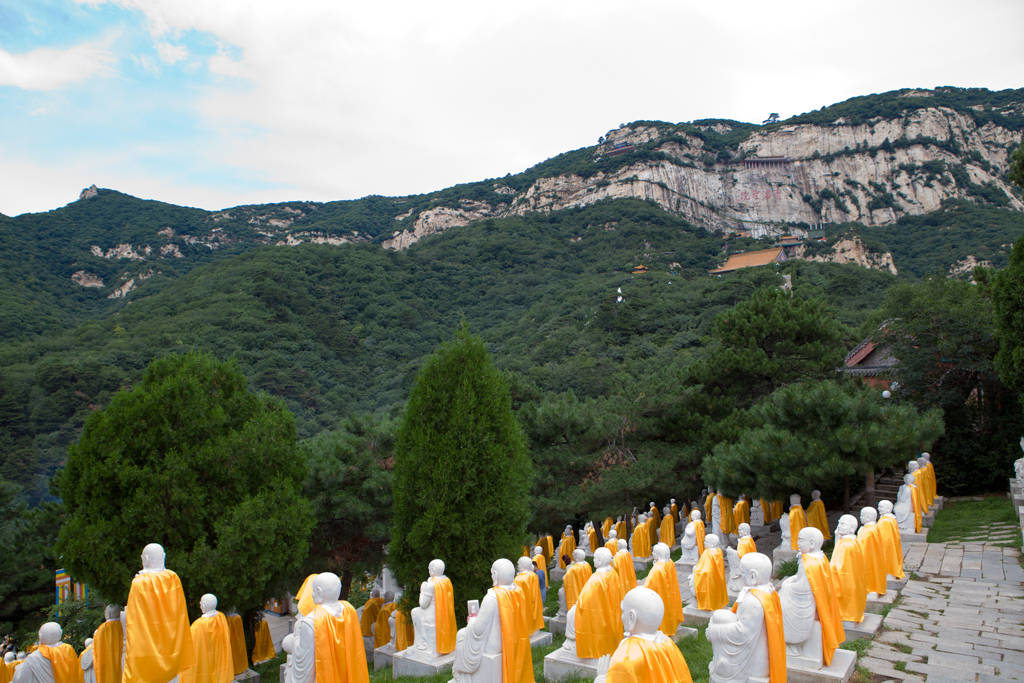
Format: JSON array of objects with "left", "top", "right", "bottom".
[{"left": 390, "top": 325, "right": 531, "bottom": 622}]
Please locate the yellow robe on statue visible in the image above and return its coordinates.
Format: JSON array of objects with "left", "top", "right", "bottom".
[
  {"left": 693, "top": 520, "right": 706, "bottom": 556},
  {"left": 878, "top": 515, "right": 905, "bottom": 580},
  {"left": 910, "top": 485, "right": 923, "bottom": 533},
  {"left": 514, "top": 571, "right": 545, "bottom": 633},
  {"left": 251, "top": 619, "right": 275, "bottom": 664},
  {"left": 312, "top": 602, "right": 369, "bottom": 683},
  {"left": 588, "top": 527, "right": 599, "bottom": 554},
  {"left": 394, "top": 609, "right": 414, "bottom": 653},
  {"left": 856, "top": 523, "right": 888, "bottom": 596},
  {"left": 733, "top": 499, "right": 750, "bottom": 527},
  {"left": 644, "top": 561, "right": 683, "bottom": 636},
  {"left": 494, "top": 586, "right": 533, "bottom": 683},
  {"left": 736, "top": 536, "right": 756, "bottom": 557},
  {"left": 788, "top": 504, "right": 807, "bottom": 551},
  {"left": 614, "top": 521, "right": 627, "bottom": 542},
  {"left": 296, "top": 573, "right": 317, "bottom": 617},
  {"left": 358, "top": 597, "right": 384, "bottom": 639},
  {"left": 830, "top": 536, "right": 867, "bottom": 623},
  {"left": 925, "top": 462, "right": 937, "bottom": 505},
  {"left": 603, "top": 518, "right": 614, "bottom": 538},
  {"left": 692, "top": 547, "right": 728, "bottom": 611},
  {"left": 760, "top": 499, "right": 773, "bottom": 524},
  {"left": 540, "top": 536, "right": 555, "bottom": 564},
  {"left": 0, "top": 660, "right": 11, "bottom": 683},
  {"left": 374, "top": 603, "right": 397, "bottom": 648},
  {"left": 613, "top": 550, "right": 638, "bottom": 592},
  {"left": 658, "top": 515, "right": 675, "bottom": 547},
  {"left": 749, "top": 589, "right": 787, "bottom": 683},
  {"left": 563, "top": 562, "right": 593, "bottom": 611},
  {"left": 704, "top": 494, "right": 714, "bottom": 524},
  {"left": 532, "top": 553, "right": 548, "bottom": 589},
  {"left": 630, "top": 524, "right": 652, "bottom": 558},
  {"left": 806, "top": 499, "right": 831, "bottom": 540},
  {"left": 38, "top": 643, "right": 83, "bottom": 683},
  {"left": 605, "top": 635, "right": 692, "bottom": 683},
  {"left": 803, "top": 554, "right": 845, "bottom": 666},
  {"left": 718, "top": 495, "right": 736, "bottom": 535},
  {"left": 557, "top": 535, "right": 574, "bottom": 570},
  {"left": 605, "top": 539, "right": 619, "bottom": 553},
  {"left": 91, "top": 619, "right": 123, "bottom": 683},
  {"left": 180, "top": 612, "right": 233, "bottom": 683},
  {"left": 771, "top": 501, "right": 783, "bottom": 523},
  {"left": 124, "top": 569, "right": 194, "bottom": 683},
  {"left": 670, "top": 503, "right": 679, "bottom": 523},
  {"left": 913, "top": 469, "right": 930, "bottom": 512},
  {"left": 431, "top": 576, "right": 457, "bottom": 655},
  {"left": 649, "top": 506, "right": 661, "bottom": 526},
  {"left": 574, "top": 570, "right": 624, "bottom": 658}
]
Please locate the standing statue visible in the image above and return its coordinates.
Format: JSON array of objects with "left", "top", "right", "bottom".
[
  {"left": 514, "top": 557, "right": 545, "bottom": 637},
  {"left": 779, "top": 528, "right": 844, "bottom": 667},
  {"left": 183, "top": 593, "right": 233, "bottom": 683},
  {"left": 707, "top": 553, "right": 785, "bottom": 683},
  {"left": 11, "top": 623, "right": 78, "bottom": 683},
  {"left": 670, "top": 498, "right": 680, "bottom": 522},
  {"left": 291, "top": 572, "right": 368, "bottom": 683},
  {"left": 736, "top": 524, "right": 756, "bottom": 557},
  {"left": 593, "top": 588, "right": 692, "bottom": 683},
  {"left": 787, "top": 494, "right": 807, "bottom": 550},
  {"left": 830, "top": 515, "right": 867, "bottom": 624},
  {"left": 689, "top": 534, "right": 728, "bottom": 611},
  {"left": 90, "top": 605, "right": 122, "bottom": 683},
  {"left": 280, "top": 634, "right": 295, "bottom": 683},
  {"left": 124, "top": 543, "right": 192, "bottom": 683},
  {"left": 718, "top": 492, "right": 737, "bottom": 538},
  {"left": 857, "top": 508, "right": 888, "bottom": 597},
  {"left": 450, "top": 559, "right": 532, "bottom": 683},
  {"left": 805, "top": 490, "right": 830, "bottom": 540},
  {"left": 562, "top": 548, "right": 624, "bottom": 660},
  {"left": 908, "top": 461, "right": 929, "bottom": 517},
  {"left": 724, "top": 546, "right": 743, "bottom": 595},
  {"left": 876, "top": 500, "right": 905, "bottom": 580},
  {"left": 642, "top": 543, "right": 683, "bottom": 636},
  {"left": 412, "top": 559, "right": 457, "bottom": 656},
  {"left": 562, "top": 549, "right": 593, "bottom": 612},
  {"left": 374, "top": 592, "right": 398, "bottom": 649}
]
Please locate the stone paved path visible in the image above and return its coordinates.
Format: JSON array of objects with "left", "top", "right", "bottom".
[{"left": 859, "top": 540, "right": 1024, "bottom": 682}]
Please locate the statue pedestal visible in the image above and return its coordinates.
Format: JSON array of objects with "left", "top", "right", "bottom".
[
  {"left": 842, "top": 612, "right": 882, "bottom": 640},
  {"left": 550, "top": 567, "right": 565, "bottom": 583},
  {"left": 865, "top": 590, "right": 897, "bottom": 612},
  {"left": 362, "top": 636, "right": 375, "bottom": 664},
  {"left": 681, "top": 604, "right": 715, "bottom": 626},
  {"left": 373, "top": 643, "right": 396, "bottom": 671},
  {"left": 901, "top": 531, "right": 928, "bottom": 544},
  {"left": 449, "top": 651, "right": 501, "bottom": 683},
  {"left": 922, "top": 512, "right": 935, "bottom": 528},
  {"left": 392, "top": 648, "right": 455, "bottom": 677},
  {"left": 633, "top": 556, "right": 653, "bottom": 574},
  {"left": 235, "top": 670, "right": 259, "bottom": 682},
  {"left": 787, "top": 648, "right": 856, "bottom": 683},
  {"left": 934, "top": 496, "right": 944, "bottom": 511},
  {"left": 530, "top": 630, "right": 553, "bottom": 648},
  {"left": 543, "top": 647, "right": 599, "bottom": 682},
  {"left": 672, "top": 624, "right": 698, "bottom": 641},
  {"left": 674, "top": 561, "right": 695, "bottom": 599},
  {"left": 772, "top": 546, "right": 797, "bottom": 570},
  {"left": 887, "top": 576, "right": 907, "bottom": 591},
  {"left": 547, "top": 614, "right": 566, "bottom": 635}
]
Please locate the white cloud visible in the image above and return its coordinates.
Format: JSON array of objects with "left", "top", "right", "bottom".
[
  {"left": 0, "top": 36, "right": 116, "bottom": 91},
  {"left": 155, "top": 41, "right": 188, "bottom": 65}
]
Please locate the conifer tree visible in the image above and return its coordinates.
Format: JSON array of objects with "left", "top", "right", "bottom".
[{"left": 390, "top": 325, "right": 531, "bottom": 622}]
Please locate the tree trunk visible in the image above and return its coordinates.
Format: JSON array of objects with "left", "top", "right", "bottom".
[
  {"left": 842, "top": 475, "right": 850, "bottom": 510},
  {"left": 341, "top": 567, "right": 353, "bottom": 600},
  {"left": 864, "top": 468, "right": 875, "bottom": 506}
]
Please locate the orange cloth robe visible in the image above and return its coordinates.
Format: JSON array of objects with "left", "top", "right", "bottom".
[
  {"left": 605, "top": 539, "right": 619, "bottom": 553},
  {"left": 180, "top": 612, "right": 233, "bottom": 683},
  {"left": 374, "top": 603, "right": 397, "bottom": 648},
  {"left": 514, "top": 571, "right": 545, "bottom": 633},
  {"left": 630, "top": 524, "right": 652, "bottom": 558},
  {"left": 613, "top": 550, "right": 638, "bottom": 592},
  {"left": 925, "top": 462, "right": 938, "bottom": 505},
  {"left": 830, "top": 536, "right": 867, "bottom": 623},
  {"left": 358, "top": 597, "right": 384, "bottom": 639},
  {"left": 603, "top": 518, "right": 614, "bottom": 538},
  {"left": 658, "top": 515, "right": 675, "bottom": 547},
  {"left": 803, "top": 554, "right": 845, "bottom": 666},
  {"left": 312, "top": 602, "right": 369, "bottom": 683},
  {"left": 587, "top": 527, "right": 599, "bottom": 553},
  {"left": 557, "top": 535, "right": 574, "bottom": 570},
  {"left": 394, "top": 609, "right": 414, "bottom": 653},
  {"left": 692, "top": 547, "right": 728, "bottom": 611},
  {"left": 251, "top": 619, "right": 275, "bottom": 664},
  {"left": 856, "top": 523, "right": 889, "bottom": 596},
  {"left": 124, "top": 569, "right": 194, "bottom": 683},
  {"left": 605, "top": 635, "right": 692, "bottom": 683},
  {"left": 733, "top": 499, "right": 750, "bottom": 527},
  {"left": 644, "top": 561, "right": 683, "bottom": 636},
  {"left": 91, "top": 619, "right": 123, "bottom": 683},
  {"left": 38, "top": 643, "right": 83, "bottom": 683},
  {"left": 563, "top": 561, "right": 593, "bottom": 611},
  {"left": 771, "top": 501, "right": 783, "bottom": 522},
  {"left": 494, "top": 586, "right": 533, "bottom": 683},
  {"left": 760, "top": 499, "right": 773, "bottom": 524},
  {"left": 574, "top": 570, "right": 624, "bottom": 658},
  {"left": 0, "top": 660, "right": 12, "bottom": 683},
  {"left": 737, "top": 536, "right": 757, "bottom": 557},
  {"left": 806, "top": 499, "right": 831, "bottom": 540},
  {"left": 670, "top": 503, "right": 679, "bottom": 523},
  {"left": 704, "top": 494, "right": 714, "bottom": 524},
  {"left": 718, "top": 495, "right": 737, "bottom": 535},
  {"left": 910, "top": 485, "right": 923, "bottom": 533},
  {"left": 540, "top": 536, "right": 555, "bottom": 564},
  {"left": 431, "top": 576, "right": 457, "bottom": 655},
  {"left": 614, "top": 521, "right": 627, "bottom": 542},
  {"left": 693, "top": 520, "right": 706, "bottom": 556},
  {"left": 788, "top": 505, "right": 807, "bottom": 551},
  {"left": 296, "top": 574, "right": 317, "bottom": 617},
  {"left": 649, "top": 506, "right": 661, "bottom": 526},
  {"left": 750, "top": 589, "right": 787, "bottom": 683},
  {"left": 878, "top": 514, "right": 905, "bottom": 579},
  {"left": 532, "top": 554, "right": 548, "bottom": 590}
]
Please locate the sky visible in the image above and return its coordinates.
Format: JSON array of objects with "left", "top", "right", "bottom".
[{"left": 1, "top": 0, "right": 1022, "bottom": 217}]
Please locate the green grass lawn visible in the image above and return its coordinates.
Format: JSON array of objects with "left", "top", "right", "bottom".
[{"left": 927, "top": 495, "right": 1021, "bottom": 547}]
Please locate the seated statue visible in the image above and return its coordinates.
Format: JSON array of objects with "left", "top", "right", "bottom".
[
  {"left": 514, "top": 557, "right": 545, "bottom": 636},
  {"left": 894, "top": 474, "right": 920, "bottom": 535},
  {"left": 358, "top": 589, "right": 384, "bottom": 639},
  {"left": 91, "top": 604, "right": 123, "bottom": 683},
  {"left": 412, "top": 559, "right": 457, "bottom": 656},
  {"left": 562, "top": 549, "right": 593, "bottom": 613},
  {"left": 374, "top": 592, "right": 398, "bottom": 649},
  {"left": 641, "top": 543, "right": 683, "bottom": 636},
  {"left": 604, "top": 530, "right": 619, "bottom": 554},
  {"left": 12, "top": 623, "right": 79, "bottom": 683},
  {"left": 787, "top": 494, "right": 806, "bottom": 550},
  {"left": 736, "top": 523, "right": 756, "bottom": 557},
  {"left": 689, "top": 534, "right": 728, "bottom": 611},
  {"left": 81, "top": 637, "right": 95, "bottom": 683},
  {"left": 732, "top": 495, "right": 750, "bottom": 528},
  {"left": 749, "top": 499, "right": 765, "bottom": 528},
  {"left": 876, "top": 500, "right": 905, "bottom": 580},
  {"left": 593, "top": 587, "right": 692, "bottom": 683},
  {"left": 532, "top": 546, "right": 549, "bottom": 590},
  {"left": 670, "top": 498, "right": 679, "bottom": 522},
  {"left": 562, "top": 548, "right": 624, "bottom": 660},
  {"left": 830, "top": 515, "right": 867, "bottom": 624},
  {"left": 779, "top": 527, "right": 845, "bottom": 667},
  {"left": 280, "top": 634, "right": 295, "bottom": 683},
  {"left": 630, "top": 514, "right": 652, "bottom": 558},
  {"left": 678, "top": 522, "right": 699, "bottom": 563},
  {"left": 613, "top": 540, "right": 638, "bottom": 593},
  {"left": 183, "top": 593, "right": 233, "bottom": 683},
  {"left": 578, "top": 525, "right": 591, "bottom": 554},
  {"left": 451, "top": 559, "right": 531, "bottom": 683},
  {"left": 806, "top": 490, "right": 831, "bottom": 540},
  {"left": 707, "top": 553, "right": 785, "bottom": 683},
  {"left": 857, "top": 507, "right": 888, "bottom": 597},
  {"left": 124, "top": 543, "right": 192, "bottom": 683},
  {"left": 291, "top": 572, "right": 368, "bottom": 683},
  {"left": 724, "top": 545, "right": 743, "bottom": 595}
]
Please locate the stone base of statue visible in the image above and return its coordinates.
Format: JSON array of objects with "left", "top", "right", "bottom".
[
  {"left": 772, "top": 546, "right": 797, "bottom": 571},
  {"left": 786, "top": 649, "right": 856, "bottom": 683},
  {"left": 887, "top": 576, "right": 908, "bottom": 591},
  {"left": 392, "top": 647, "right": 455, "bottom": 677},
  {"left": 866, "top": 590, "right": 897, "bottom": 612},
  {"left": 530, "top": 630, "right": 553, "bottom": 648},
  {"left": 675, "top": 561, "right": 695, "bottom": 599},
  {"left": 235, "top": 669, "right": 260, "bottom": 682},
  {"left": 550, "top": 567, "right": 565, "bottom": 583},
  {"left": 363, "top": 636, "right": 375, "bottom": 664},
  {"left": 681, "top": 604, "right": 715, "bottom": 626},
  {"left": 922, "top": 512, "right": 935, "bottom": 528},
  {"left": 901, "top": 531, "right": 928, "bottom": 544},
  {"left": 374, "top": 643, "right": 396, "bottom": 671},
  {"left": 543, "top": 647, "right": 599, "bottom": 682},
  {"left": 448, "top": 651, "right": 501, "bottom": 683},
  {"left": 547, "top": 613, "right": 566, "bottom": 635},
  {"left": 842, "top": 612, "right": 883, "bottom": 640},
  {"left": 672, "top": 624, "right": 698, "bottom": 641},
  {"left": 1013, "top": 491, "right": 1024, "bottom": 509},
  {"left": 633, "top": 556, "right": 654, "bottom": 573}
]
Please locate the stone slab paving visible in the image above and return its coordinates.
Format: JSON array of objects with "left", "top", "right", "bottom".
[{"left": 860, "top": 537, "right": 1024, "bottom": 682}]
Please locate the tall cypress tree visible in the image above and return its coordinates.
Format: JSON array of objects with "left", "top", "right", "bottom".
[{"left": 390, "top": 324, "right": 531, "bottom": 622}]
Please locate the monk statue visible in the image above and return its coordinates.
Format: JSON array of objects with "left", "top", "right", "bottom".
[
  {"left": 90, "top": 605, "right": 122, "bottom": 683},
  {"left": 707, "top": 553, "right": 785, "bottom": 683},
  {"left": 732, "top": 495, "right": 750, "bottom": 528},
  {"left": 451, "top": 558, "right": 531, "bottom": 683},
  {"left": 413, "top": 559, "right": 457, "bottom": 656},
  {"left": 604, "top": 530, "right": 619, "bottom": 553},
  {"left": 736, "top": 523, "right": 756, "bottom": 557},
  {"left": 374, "top": 592, "right": 398, "bottom": 649},
  {"left": 562, "top": 547, "right": 624, "bottom": 661},
  {"left": 857, "top": 507, "right": 888, "bottom": 597},
  {"left": 778, "top": 527, "right": 844, "bottom": 668},
  {"left": 806, "top": 490, "right": 830, "bottom": 540},
  {"left": 876, "top": 500, "right": 905, "bottom": 580},
  {"left": 613, "top": 540, "right": 638, "bottom": 593},
  {"left": 578, "top": 525, "right": 591, "bottom": 554},
  {"left": 777, "top": 511, "right": 791, "bottom": 553},
  {"left": 359, "top": 589, "right": 384, "bottom": 639},
  {"left": 641, "top": 543, "right": 683, "bottom": 636},
  {"left": 687, "top": 510, "right": 706, "bottom": 557},
  {"left": 12, "top": 622, "right": 79, "bottom": 683},
  {"left": 894, "top": 473, "right": 920, "bottom": 535},
  {"left": 630, "top": 514, "right": 652, "bottom": 558},
  {"left": 749, "top": 499, "right": 765, "bottom": 528},
  {"left": 689, "top": 534, "right": 728, "bottom": 611},
  {"left": 724, "top": 546, "right": 743, "bottom": 595},
  {"left": 81, "top": 638, "right": 95, "bottom": 683},
  {"left": 678, "top": 522, "right": 699, "bottom": 563},
  {"left": 830, "top": 515, "right": 867, "bottom": 624},
  {"left": 291, "top": 572, "right": 368, "bottom": 683},
  {"left": 593, "top": 587, "right": 692, "bottom": 683},
  {"left": 718, "top": 492, "right": 737, "bottom": 539},
  {"left": 658, "top": 507, "right": 675, "bottom": 547},
  {"left": 124, "top": 543, "right": 192, "bottom": 683},
  {"left": 917, "top": 455, "right": 936, "bottom": 509},
  {"left": 182, "top": 593, "right": 233, "bottom": 683},
  {"left": 562, "top": 549, "right": 593, "bottom": 613},
  {"left": 710, "top": 489, "right": 723, "bottom": 537},
  {"left": 532, "top": 546, "right": 549, "bottom": 590},
  {"left": 280, "top": 634, "right": 295, "bottom": 683},
  {"left": 514, "top": 557, "right": 545, "bottom": 637},
  {"left": 670, "top": 498, "right": 680, "bottom": 522},
  {"left": 787, "top": 494, "right": 807, "bottom": 550}
]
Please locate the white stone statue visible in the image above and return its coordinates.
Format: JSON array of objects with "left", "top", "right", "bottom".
[
  {"left": 606, "top": 529, "right": 618, "bottom": 545},
  {"left": 777, "top": 512, "right": 791, "bottom": 550},
  {"left": 1015, "top": 437, "right": 1024, "bottom": 479},
  {"left": 878, "top": 499, "right": 895, "bottom": 519},
  {"left": 711, "top": 489, "right": 723, "bottom": 537},
  {"left": 578, "top": 524, "right": 591, "bottom": 554},
  {"left": 4, "top": 653, "right": 15, "bottom": 665},
  {"left": 81, "top": 637, "right": 96, "bottom": 683},
  {"left": 894, "top": 473, "right": 917, "bottom": 535},
  {"left": 562, "top": 547, "right": 617, "bottom": 659},
  {"left": 835, "top": 514, "right": 856, "bottom": 540},
  {"left": 593, "top": 587, "right": 684, "bottom": 683},
  {"left": 707, "top": 553, "right": 777, "bottom": 682},
  {"left": 12, "top": 622, "right": 66, "bottom": 683},
  {"left": 411, "top": 559, "right": 448, "bottom": 655},
  {"left": 907, "top": 459, "right": 919, "bottom": 475},
  {"left": 688, "top": 533, "right": 722, "bottom": 597},
  {"left": 281, "top": 633, "right": 295, "bottom": 683},
  {"left": 724, "top": 546, "right": 743, "bottom": 594},
  {"left": 292, "top": 572, "right": 364, "bottom": 683},
  {"left": 778, "top": 527, "right": 829, "bottom": 665},
  {"left": 749, "top": 499, "right": 764, "bottom": 527},
  {"left": 451, "top": 558, "right": 519, "bottom": 682},
  {"left": 630, "top": 514, "right": 648, "bottom": 556},
  {"left": 679, "top": 510, "right": 702, "bottom": 563}
]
